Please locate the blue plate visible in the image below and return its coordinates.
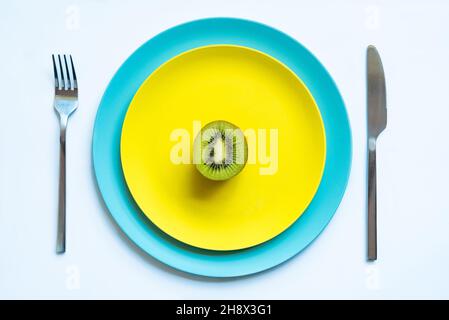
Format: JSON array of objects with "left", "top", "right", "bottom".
[{"left": 93, "top": 18, "right": 352, "bottom": 277}]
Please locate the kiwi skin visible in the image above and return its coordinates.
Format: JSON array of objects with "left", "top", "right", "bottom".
[{"left": 194, "top": 120, "right": 248, "bottom": 181}]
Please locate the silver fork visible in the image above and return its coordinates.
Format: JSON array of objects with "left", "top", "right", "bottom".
[{"left": 52, "top": 54, "right": 78, "bottom": 254}]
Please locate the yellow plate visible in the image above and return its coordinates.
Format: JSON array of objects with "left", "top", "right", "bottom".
[{"left": 120, "top": 45, "right": 326, "bottom": 251}]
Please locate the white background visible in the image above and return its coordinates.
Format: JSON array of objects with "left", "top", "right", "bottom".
[{"left": 1, "top": 0, "right": 449, "bottom": 299}]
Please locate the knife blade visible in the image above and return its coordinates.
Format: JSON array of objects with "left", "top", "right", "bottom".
[{"left": 367, "top": 45, "right": 387, "bottom": 261}]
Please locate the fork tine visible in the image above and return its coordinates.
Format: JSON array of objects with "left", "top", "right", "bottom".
[
  {"left": 69, "top": 55, "right": 77, "bottom": 90},
  {"left": 63, "top": 55, "right": 71, "bottom": 90},
  {"left": 52, "top": 54, "right": 59, "bottom": 89},
  {"left": 58, "top": 54, "right": 65, "bottom": 89}
]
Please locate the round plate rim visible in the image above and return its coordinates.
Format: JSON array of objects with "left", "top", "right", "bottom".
[
  {"left": 92, "top": 17, "right": 352, "bottom": 277},
  {"left": 119, "top": 43, "right": 327, "bottom": 251}
]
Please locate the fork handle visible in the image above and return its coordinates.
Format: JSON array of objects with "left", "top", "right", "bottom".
[
  {"left": 57, "top": 116, "right": 68, "bottom": 254},
  {"left": 367, "top": 138, "right": 377, "bottom": 261}
]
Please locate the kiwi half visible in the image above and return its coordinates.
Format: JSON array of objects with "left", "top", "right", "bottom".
[{"left": 194, "top": 120, "right": 248, "bottom": 181}]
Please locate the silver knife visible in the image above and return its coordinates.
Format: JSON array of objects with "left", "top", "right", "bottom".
[{"left": 367, "top": 45, "right": 387, "bottom": 261}]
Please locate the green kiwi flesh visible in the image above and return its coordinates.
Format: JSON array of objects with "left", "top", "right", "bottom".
[{"left": 194, "top": 120, "right": 248, "bottom": 181}]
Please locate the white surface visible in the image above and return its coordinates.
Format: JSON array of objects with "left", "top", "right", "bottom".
[{"left": 1, "top": 0, "right": 449, "bottom": 299}]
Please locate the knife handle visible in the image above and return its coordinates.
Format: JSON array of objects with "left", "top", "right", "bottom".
[{"left": 368, "top": 138, "right": 377, "bottom": 261}]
